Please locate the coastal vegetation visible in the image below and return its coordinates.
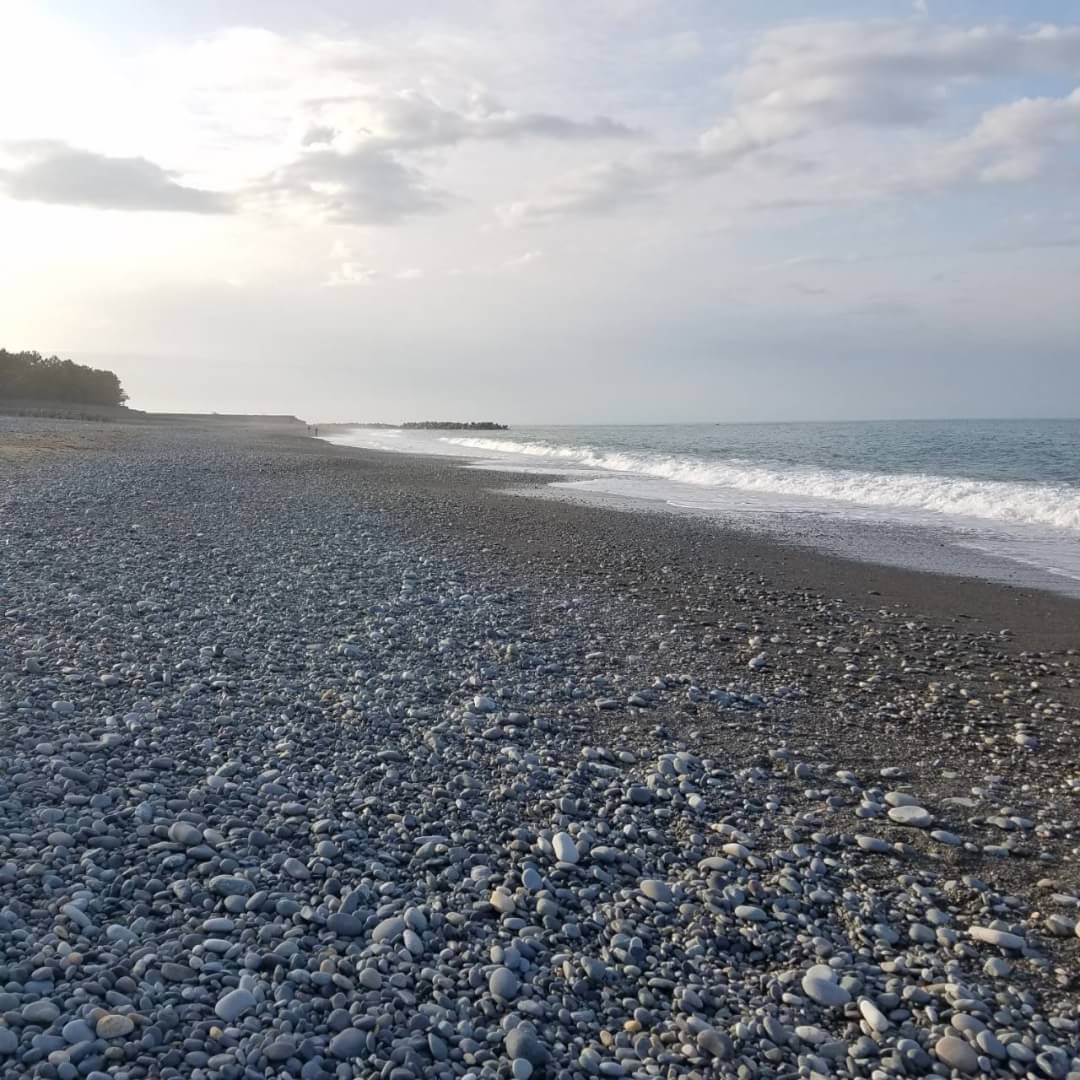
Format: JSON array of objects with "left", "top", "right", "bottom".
[{"left": 0, "top": 349, "right": 128, "bottom": 407}]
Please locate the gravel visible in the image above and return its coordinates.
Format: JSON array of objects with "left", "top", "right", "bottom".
[{"left": 0, "top": 418, "right": 1077, "bottom": 1079}]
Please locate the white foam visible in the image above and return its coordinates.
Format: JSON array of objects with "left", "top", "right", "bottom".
[
  {"left": 321, "top": 426, "right": 1080, "bottom": 587},
  {"left": 445, "top": 436, "right": 1080, "bottom": 534}
]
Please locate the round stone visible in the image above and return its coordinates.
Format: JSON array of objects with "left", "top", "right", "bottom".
[
  {"left": 801, "top": 966, "right": 851, "bottom": 1008},
  {"left": 168, "top": 821, "right": 202, "bottom": 846},
  {"left": 371, "top": 916, "right": 405, "bottom": 943},
  {"left": 552, "top": 832, "right": 578, "bottom": 864},
  {"left": 210, "top": 875, "right": 254, "bottom": 897},
  {"left": 734, "top": 904, "right": 767, "bottom": 922},
  {"left": 887, "top": 804, "right": 933, "bottom": 827},
  {"left": 266, "top": 1038, "right": 297, "bottom": 1061},
  {"left": 215, "top": 988, "right": 256, "bottom": 1024},
  {"left": 489, "top": 966, "right": 521, "bottom": 1001},
  {"left": 62, "top": 1019, "right": 94, "bottom": 1044},
  {"left": 96, "top": 1014, "right": 134, "bottom": 1039},
  {"left": 935, "top": 1035, "right": 979, "bottom": 1074},
  {"left": 327, "top": 912, "right": 365, "bottom": 937},
  {"left": 697, "top": 1027, "right": 731, "bottom": 1058},
  {"left": 490, "top": 888, "right": 516, "bottom": 914},
  {"left": 931, "top": 829, "right": 963, "bottom": 845},
  {"left": 639, "top": 879, "right": 672, "bottom": 904},
  {"left": 329, "top": 1029, "right": 366, "bottom": 1058},
  {"left": 969, "top": 926, "right": 1025, "bottom": 951},
  {"left": 21, "top": 1001, "right": 60, "bottom": 1025},
  {"left": 282, "top": 856, "right": 309, "bottom": 879},
  {"left": 858, "top": 999, "right": 890, "bottom": 1033},
  {"left": 855, "top": 835, "right": 892, "bottom": 853},
  {"left": 505, "top": 1027, "right": 547, "bottom": 1064}
]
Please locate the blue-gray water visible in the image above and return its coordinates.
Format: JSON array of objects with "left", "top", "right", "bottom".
[
  {"left": 327, "top": 419, "right": 1080, "bottom": 591},
  {"left": 505, "top": 419, "right": 1080, "bottom": 486}
]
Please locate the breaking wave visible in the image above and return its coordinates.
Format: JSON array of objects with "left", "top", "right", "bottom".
[{"left": 444, "top": 437, "right": 1080, "bottom": 533}]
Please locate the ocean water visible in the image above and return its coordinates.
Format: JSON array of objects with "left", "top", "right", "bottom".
[{"left": 324, "top": 419, "right": 1080, "bottom": 593}]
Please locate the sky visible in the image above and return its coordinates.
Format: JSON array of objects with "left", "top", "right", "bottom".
[{"left": 1, "top": 0, "right": 1078, "bottom": 422}]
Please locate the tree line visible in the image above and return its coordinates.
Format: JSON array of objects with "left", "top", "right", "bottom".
[{"left": 0, "top": 349, "right": 128, "bottom": 407}]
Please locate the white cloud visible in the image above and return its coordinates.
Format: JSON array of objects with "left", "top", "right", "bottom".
[
  {"left": 262, "top": 142, "right": 447, "bottom": 225},
  {"left": 0, "top": 140, "right": 231, "bottom": 213},
  {"left": 4, "top": 5, "right": 1080, "bottom": 425},
  {"left": 0, "top": 17, "right": 637, "bottom": 223},
  {"left": 344, "top": 90, "right": 636, "bottom": 150},
  {"left": 500, "top": 159, "right": 663, "bottom": 224},
  {"left": 731, "top": 20, "right": 1080, "bottom": 121},
  {"left": 963, "top": 88, "right": 1080, "bottom": 179},
  {"left": 503, "top": 20, "right": 1080, "bottom": 223},
  {"left": 255, "top": 86, "right": 635, "bottom": 224}
]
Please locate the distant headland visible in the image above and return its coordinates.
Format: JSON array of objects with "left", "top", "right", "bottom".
[
  {"left": 319, "top": 421, "right": 509, "bottom": 432},
  {"left": 1, "top": 348, "right": 512, "bottom": 434}
]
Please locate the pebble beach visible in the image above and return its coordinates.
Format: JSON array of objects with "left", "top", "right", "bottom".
[{"left": 1, "top": 416, "right": 1078, "bottom": 1080}]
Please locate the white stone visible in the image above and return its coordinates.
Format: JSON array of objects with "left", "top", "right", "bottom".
[{"left": 552, "top": 832, "right": 579, "bottom": 864}]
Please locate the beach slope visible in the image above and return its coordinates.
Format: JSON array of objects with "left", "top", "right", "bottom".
[{"left": 0, "top": 416, "right": 1077, "bottom": 1077}]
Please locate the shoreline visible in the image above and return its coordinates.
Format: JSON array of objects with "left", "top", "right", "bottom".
[
  {"left": 1, "top": 416, "right": 1077, "bottom": 1076},
  {"left": 318, "top": 436, "right": 1080, "bottom": 656},
  {"left": 321, "top": 424, "right": 1080, "bottom": 602},
  {"left": 509, "top": 478, "right": 1080, "bottom": 602},
  {"left": 313, "top": 435, "right": 1080, "bottom": 892}
]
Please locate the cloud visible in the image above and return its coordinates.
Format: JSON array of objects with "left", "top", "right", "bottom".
[
  {"left": 958, "top": 88, "right": 1080, "bottom": 181},
  {"left": 500, "top": 159, "right": 663, "bottom": 224},
  {"left": 730, "top": 21, "right": 1080, "bottom": 131},
  {"left": 503, "top": 20, "right": 1080, "bottom": 223},
  {"left": 355, "top": 90, "right": 636, "bottom": 150},
  {"left": 0, "top": 140, "right": 230, "bottom": 213},
  {"left": 262, "top": 142, "right": 446, "bottom": 225},
  {"left": 302, "top": 125, "right": 337, "bottom": 147},
  {"left": 0, "top": 21, "right": 637, "bottom": 227},
  {"left": 259, "top": 88, "right": 636, "bottom": 225}
]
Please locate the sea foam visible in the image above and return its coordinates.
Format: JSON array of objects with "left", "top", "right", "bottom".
[{"left": 444, "top": 436, "right": 1080, "bottom": 533}]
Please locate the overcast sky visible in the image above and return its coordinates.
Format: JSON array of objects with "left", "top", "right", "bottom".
[{"left": 1, "top": 0, "right": 1078, "bottom": 422}]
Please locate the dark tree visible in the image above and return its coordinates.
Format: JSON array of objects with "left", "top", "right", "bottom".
[{"left": 0, "top": 349, "right": 128, "bottom": 407}]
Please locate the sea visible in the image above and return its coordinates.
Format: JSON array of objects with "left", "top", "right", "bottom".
[{"left": 323, "top": 419, "right": 1080, "bottom": 597}]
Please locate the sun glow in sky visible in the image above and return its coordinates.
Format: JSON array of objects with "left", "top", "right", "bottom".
[{"left": 1, "top": 0, "right": 1079, "bottom": 421}]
